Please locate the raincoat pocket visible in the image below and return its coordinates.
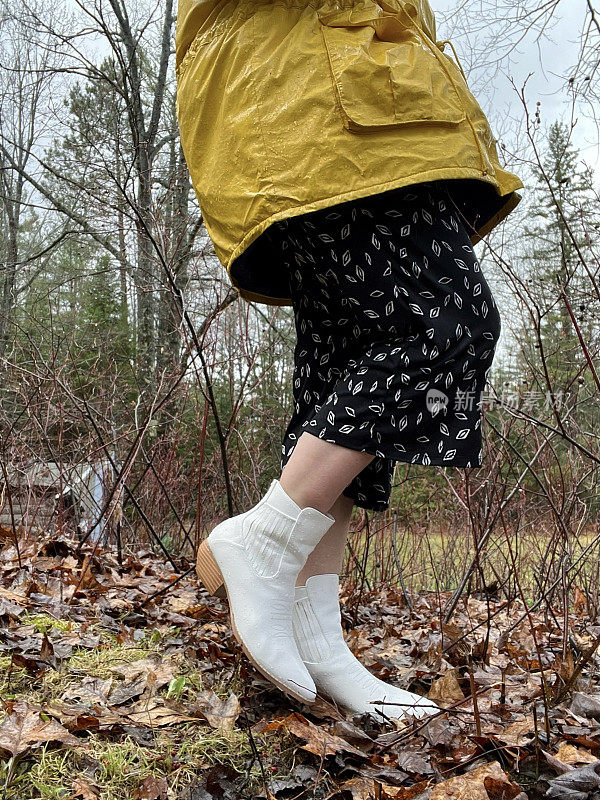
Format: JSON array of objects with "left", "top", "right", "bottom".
[{"left": 318, "top": 7, "right": 467, "bottom": 133}]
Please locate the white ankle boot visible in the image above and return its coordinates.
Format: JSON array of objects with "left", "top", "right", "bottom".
[
  {"left": 195, "top": 479, "right": 335, "bottom": 703},
  {"left": 292, "top": 573, "right": 439, "bottom": 720}
]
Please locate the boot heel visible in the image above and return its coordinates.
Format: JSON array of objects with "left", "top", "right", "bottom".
[{"left": 196, "top": 539, "right": 226, "bottom": 598}]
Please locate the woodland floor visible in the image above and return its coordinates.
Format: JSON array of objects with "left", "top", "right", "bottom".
[{"left": 1, "top": 527, "right": 600, "bottom": 799}]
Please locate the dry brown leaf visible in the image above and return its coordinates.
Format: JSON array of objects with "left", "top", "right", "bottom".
[
  {"left": 555, "top": 742, "right": 599, "bottom": 765},
  {"left": 126, "top": 697, "right": 202, "bottom": 727},
  {"left": 133, "top": 775, "right": 168, "bottom": 799},
  {"left": 192, "top": 689, "right": 240, "bottom": 732},
  {"left": 108, "top": 653, "right": 182, "bottom": 690},
  {"left": 70, "top": 778, "right": 100, "bottom": 799},
  {"left": 257, "top": 712, "right": 367, "bottom": 758},
  {"left": 0, "top": 588, "right": 29, "bottom": 605},
  {"left": 428, "top": 670, "right": 465, "bottom": 703},
  {"left": 47, "top": 698, "right": 122, "bottom": 731},
  {"left": 495, "top": 716, "right": 535, "bottom": 747},
  {"left": 0, "top": 700, "right": 81, "bottom": 758},
  {"left": 574, "top": 586, "right": 588, "bottom": 615},
  {"left": 430, "top": 761, "right": 520, "bottom": 800}
]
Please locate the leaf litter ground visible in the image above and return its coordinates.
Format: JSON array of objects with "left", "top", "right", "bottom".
[{"left": 1, "top": 527, "right": 600, "bottom": 799}]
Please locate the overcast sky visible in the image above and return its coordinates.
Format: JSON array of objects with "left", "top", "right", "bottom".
[{"left": 433, "top": 0, "right": 600, "bottom": 171}]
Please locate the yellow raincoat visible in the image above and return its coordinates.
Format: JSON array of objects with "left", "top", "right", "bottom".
[{"left": 175, "top": 0, "right": 524, "bottom": 306}]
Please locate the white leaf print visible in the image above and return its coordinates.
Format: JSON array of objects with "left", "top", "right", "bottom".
[{"left": 339, "top": 424, "right": 355, "bottom": 434}]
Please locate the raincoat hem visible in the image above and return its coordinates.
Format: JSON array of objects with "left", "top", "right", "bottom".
[{"left": 227, "top": 168, "right": 523, "bottom": 305}]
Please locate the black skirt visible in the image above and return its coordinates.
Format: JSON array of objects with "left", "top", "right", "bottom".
[{"left": 275, "top": 180, "right": 502, "bottom": 511}]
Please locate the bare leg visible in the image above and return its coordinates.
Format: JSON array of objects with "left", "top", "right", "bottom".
[
  {"left": 296, "top": 493, "right": 354, "bottom": 586},
  {"left": 280, "top": 431, "right": 374, "bottom": 514}
]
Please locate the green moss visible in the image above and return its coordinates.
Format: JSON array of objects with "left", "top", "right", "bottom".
[{"left": 0, "top": 622, "right": 292, "bottom": 799}]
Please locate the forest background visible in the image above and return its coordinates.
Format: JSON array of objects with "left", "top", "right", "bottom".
[
  {"left": 1, "top": 0, "right": 600, "bottom": 662},
  {"left": 1, "top": 0, "right": 600, "bottom": 798}
]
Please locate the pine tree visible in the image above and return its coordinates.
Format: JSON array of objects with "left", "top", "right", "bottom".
[{"left": 517, "top": 120, "right": 599, "bottom": 412}]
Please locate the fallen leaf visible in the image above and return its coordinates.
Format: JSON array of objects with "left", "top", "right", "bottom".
[
  {"left": 430, "top": 761, "right": 520, "bottom": 800},
  {"left": 70, "top": 778, "right": 100, "bottom": 799},
  {"left": 340, "top": 776, "right": 429, "bottom": 799},
  {"left": 428, "top": 670, "right": 465, "bottom": 703},
  {"left": 0, "top": 700, "right": 81, "bottom": 758},
  {"left": 256, "top": 712, "right": 367, "bottom": 758},
  {"left": 494, "top": 716, "right": 535, "bottom": 747},
  {"left": 191, "top": 689, "right": 240, "bottom": 732},
  {"left": 546, "top": 761, "right": 600, "bottom": 799},
  {"left": 555, "top": 743, "right": 599, "bottom": 766},
  {"left": 133, "top": 775, "right": 168, "bottom": 799},
  {"left": 574, "top": 587, "right": 588, "bottom": 615},
  {"left": 570, "top": 692, "right": 600, "bottom": 719},
  {"left": 125, "top": 697, "right": 203, "bottom": 727}
]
